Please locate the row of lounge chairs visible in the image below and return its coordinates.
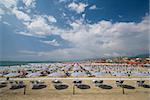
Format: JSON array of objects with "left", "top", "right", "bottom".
[{"left": 0, "top": 80, "right": 149, "bottom": 91}]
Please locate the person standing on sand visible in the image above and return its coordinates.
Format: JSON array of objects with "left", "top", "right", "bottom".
[{"left": 6, "top": 77, "right": 9, "bottom": 81}]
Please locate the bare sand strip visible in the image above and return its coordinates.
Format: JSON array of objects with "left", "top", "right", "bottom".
[{"left": 0, "top": 77, "right": 150, "bottom": 80}]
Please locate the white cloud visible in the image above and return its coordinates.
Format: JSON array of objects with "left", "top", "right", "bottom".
[
  {"left": 118, "top": 15, "right": 123, "bottom": 18},
  {"left": 0, "top": 16, "right": 2, "bottom": 21},
  {"left": 22, "top": 16, "right": 59, "bottom": 36},
  {"left": 68, "top": 2, "right": 88, "bottom": 14},
  {"left": 0, "top": 8, "right": 4, "bottom": 15},
  {"left": 0, "top": 0, "right": 18, "bottom": 8},
  {"left": 0, "top": 0, "right": 148, "bottom": 60},
  {"left": 23, "top": 0, "right": 36, "bottom": 8},
  {"left": 19, "top": 15, "right": 149, "bottom": 60},
  {"left": 58, "top": 0, "right": 66, "bottom": 3},
  {"left": 47, "top": 16, "right": 57, "bottom": 23},
  {"left": 18, "top": 32, "right": 34, "bottom": 37},
  {"left": 40, "top": 39, "right": 60, "bottom": 46},
  {"left": 0, "top": 8, "right": 4, "bottom": 21},
  {"left": 89, "top": 5, "right": 97, "bottom": 10},
  {"left": 12, "top": 8, "right": 31, "bottom": 21},
  {"left": 2, "top": 21, "right": 10, "bottom": 25}
]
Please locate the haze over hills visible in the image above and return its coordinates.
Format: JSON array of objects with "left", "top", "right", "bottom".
[{"left": 0, "top": 53, "right": 149, "bottom": 66}]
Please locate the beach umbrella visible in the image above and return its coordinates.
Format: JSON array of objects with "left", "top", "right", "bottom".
[
  {"left": 71, "top": 72, "right": 87, "bottom": 77},
  {"left": 4, "top": 73, "right": 20, "bottom": 77},
  {"left": 112, "top": 72, "right": 128, "bottom": 76},
  {"left": 27, "top": 72, "right": 41, "bottom": 77},
  {"left": 131, "top": 73, "right": 150, "bottom": 77},
  {"left": 72, "top": 66, "right": 82, "bottom": 71},
  {"left": 48, "top": 67, "right": 57, "bottom": 71},
  {"left": 61, "top": 65, "right": 72, "bottom": 71},
  {"left": 83, "top": 66, "right": 93, "bottom": 71},
  {"left": 0, "top": 74, "right": 3, "bottom": 77},
  {"left": 92, "top": 72, "right": 106, "bottom": 77},
  {"left": 48, "top": 72, "right": 65, "bottom": 77},
  {"left": 74, "top": 63, "right": 79, "bottom": 67}
]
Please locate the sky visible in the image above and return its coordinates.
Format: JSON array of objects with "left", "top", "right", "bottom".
[{"left": 0, "top": 0, "right": 149, "bottom": 61}]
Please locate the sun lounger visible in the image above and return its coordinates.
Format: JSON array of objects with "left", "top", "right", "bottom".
[
  {"left": 54, "top": 84, "right": 69, "bottom": 90},
  {"left": 120, "top": 84, "right": 135, "bottom": 89},
  {"left": 98, "top": 84, "right": 113, "bottom": 89},
  {"left": 93, "top": 80, "right": 113, "bottom": 89},
  {"left": 93, "top": 80, "right": 103, "bottom": 87},
  {"left": 76, "top": 84, "right": 91, "bottom": 89},
  {"left": 0, "top": 81, "right": 7, "bottom": 88},
  {"left": 116, "top": 80, "right": 124, "bottom": 87},
  {"left": 51, "top": 80, "right": 69, "bottom": 90},
  {"left": 31, "top": 80, "right": 47, "bottom": 89},
  {"left": 73, "top": 80, "right": 82, "bottom": 86},
  {"left": 137, "top": 81, "right": 150, "bottom": 88},
  {"left": 9, "top": 81, "right": 25, "bottom": 90},
  {"left": 73, "top": 80, "right": 90, "bottom": 89}
]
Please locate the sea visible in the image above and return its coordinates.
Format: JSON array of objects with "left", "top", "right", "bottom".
[{"left": 0, "top": 61, "right": 59, "bottom": 66}]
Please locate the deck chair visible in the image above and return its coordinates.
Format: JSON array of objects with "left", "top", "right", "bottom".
[
  {"left": 116, "top": 80, "right": 124, "bottom": 87},
  {"left": 31, "top": 80, "right": 47, "bottom": 89}
]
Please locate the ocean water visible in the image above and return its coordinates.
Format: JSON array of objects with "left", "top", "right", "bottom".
[{"left": 0, "top": 61, "right": 58, "bottom": 66}]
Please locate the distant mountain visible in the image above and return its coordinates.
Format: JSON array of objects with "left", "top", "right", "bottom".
[
  {"left": 130, "top": 53, "right": 149, "bottom": 58},
  {"left": 0, "top": 61, "right": 59, "bottom": 66}
]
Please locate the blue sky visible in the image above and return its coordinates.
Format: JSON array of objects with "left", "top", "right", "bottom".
[{"left": 0, "top": 0, "right": 149, "bottom": 61}]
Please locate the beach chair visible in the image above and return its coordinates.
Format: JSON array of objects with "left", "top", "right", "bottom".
[
  {"left": 116, "top": 80, "right": 124, "bottom": 87},
  {"left": 52, "top": 79, "right": 62, "bottom": 84},
  {"left": 137, "top": 80, "right": 145, "bottom": 87},
  {"left": 9, "top": 81, "right": 25, "bottom": 90},
  {"left": 73, "top": 79, "right": 82, "bottom": 86},
  {"left": 0, "top": 81, "right": 7, "bottom": 88},
  {"left": 52, "top": 80, "right": 69, "bottom": 90},
  {"left": 137, "top": 81, "right": 150, "bottom": 88},
  {"left": 54, "top": 84, "right": 69, "bottom": 90},
  {"left": 93, "top": 80, "right": 103, "bottom": 87},
  {"left": 76, "top": 84, "right": 91, "bottom": 89},
  {"left": 116, "top": 80, "right": 135, "bottom": 89},
  {"left": 31, "top": 80, "right": 47, "bottom": 89},
  {"left": 93, "top": 80, "right": 113, "bottom": 89},
  {"left": 73, "top": 80, "right": 90, "bottom": 89}
]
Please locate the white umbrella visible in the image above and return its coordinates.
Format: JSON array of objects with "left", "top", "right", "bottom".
[
  {"left": 71, "top": 72, "right": 86, "bottom": 77},
  {"left": 131, "top": 72, "right": 150, "bottom": 77},
  {"left": 27, "top": 72, "right": 41, "bottom": 77},
  {"left": 4, "top": 73, "right": 20, "bottom": 77},
  {"left": 92, "top": 72, "right": 106, "bottom": 77},
  {"left": 112, "top": 72, "right": 128, "bottom": 76},
  {"left": 0, "top": 74, "right": 3, "bottom": 77},
  {"left": 72, "top": 67, "right": 82, "bottom": 71},
  {"left": 61, "top": 65, "right": 71, "bottom": 71},
  {"left": 48, "top": 72, "right": 65, "bottom": 77},
  {"left": 83, "top": 66, "right": 93, "bottom": 71}
]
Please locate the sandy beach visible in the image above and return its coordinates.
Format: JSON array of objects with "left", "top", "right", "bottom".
[{"left": 0, "top": 79, "right": 149, "bottom": 100}]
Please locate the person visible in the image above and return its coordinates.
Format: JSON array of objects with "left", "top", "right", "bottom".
[{"left": 6, "top": 77, "right": 9, "bottom": 81}]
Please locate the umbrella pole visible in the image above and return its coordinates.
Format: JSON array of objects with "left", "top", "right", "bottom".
[
  {"left": 73, "top": 85, "right": 75, "bottom": 95},
  {"left": 24, "top": 85, "right": 26, "bottom": 95},
  {"left": 122, "top": 86, "right": 125, "bottom": 94}
]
